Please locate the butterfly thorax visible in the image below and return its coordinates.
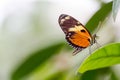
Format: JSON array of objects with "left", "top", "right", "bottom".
[{"left": 91, "top": 34, "right": 97, "bottom": 45}]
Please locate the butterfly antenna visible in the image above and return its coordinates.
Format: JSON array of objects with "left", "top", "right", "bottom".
[
  {"left": 93, "top": 17, "right": 109, "bottom": 49},
  {"left": 95, "top": 40, "right": 101, "bottom": 48},
  {"left": 93, "top": 21, "right": 102, "bottom": 35},
  {"left": 94, "top": 17, "right": 108, "bottom": 35}
]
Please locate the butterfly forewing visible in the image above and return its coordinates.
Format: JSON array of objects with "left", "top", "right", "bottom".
[{"left": 59, "top": 14, "right": 82, "bottom": 34}]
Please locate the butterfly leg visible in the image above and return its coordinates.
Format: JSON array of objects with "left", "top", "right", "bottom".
[
  {"left": 88, "top": 46, "right": 91, "bottom": 54},
  {"left": 95, "top": 40, "right": 101, "bottom": 49},
  {"left": 72, "top": 47, "right": 83, "bottom": 56}
]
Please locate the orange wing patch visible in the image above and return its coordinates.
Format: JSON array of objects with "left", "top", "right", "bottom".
[
  {"left": 68, "top": 33, "right": 90, "bottom": 47},
  {"left": 68, "top": 25, "right": 91, "bottom": 39}
]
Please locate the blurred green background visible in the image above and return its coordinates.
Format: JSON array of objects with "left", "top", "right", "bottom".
[{"left": 0, "top": 0, "right": 120, "bottom": 80}]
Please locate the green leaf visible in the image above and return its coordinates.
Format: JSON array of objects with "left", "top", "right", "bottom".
[
  {"left": 112, "top": 0, "right": 120, "bottom": 21},
  {"left": 80, "top": 70, "right": 97, "bottom": 80},
  {"left": 78, "top": 43, "right": 120, "bottom": 73},
  {"left": 80, "top": 67, "right": 111, "bottom": 80},
  {"left": 86, "top": 1, "right": 112, "bottom": 33},
  {"left": 110, "top": 71, "right": 119, "bottom": 80},
  {"left": 11, "top": 42, "right": 64, "bottom": 80},
  {"left": 45, "top": 71, "right": 67, "bottom": 80}
]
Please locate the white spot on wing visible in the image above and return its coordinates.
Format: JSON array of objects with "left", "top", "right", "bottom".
[
  {"left": 65, "top": 16, "right": 70, "bottom": 20},
  {"left": 60, "top": 19, "right": 65, "bottom": 24}
]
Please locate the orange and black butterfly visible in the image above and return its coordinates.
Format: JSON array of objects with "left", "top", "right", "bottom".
[{"left": 58, "top": 14, "right": 97, "bottom": 55}]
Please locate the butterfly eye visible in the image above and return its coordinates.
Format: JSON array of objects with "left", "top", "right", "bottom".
[{"left": 80, "top": 29, "right": 86, "bottom": 33}]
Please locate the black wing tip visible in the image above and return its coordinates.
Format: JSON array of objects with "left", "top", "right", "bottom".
[
  {"left": 59, "top": 14, "right": 71, "bottom": 20},
  {"left": 59, "top": 14, "right": 68, "bottom": 18},
  {"left": 59, "top": 14, "right": 68, "bottom": 21},
  {"left": 58, "top": 14, "right": 68, "bottom": 26}
]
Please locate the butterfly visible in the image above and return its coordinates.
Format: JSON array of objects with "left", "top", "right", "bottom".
[{"left": 58, "top": 14, "right": 97, "bottom": 55}]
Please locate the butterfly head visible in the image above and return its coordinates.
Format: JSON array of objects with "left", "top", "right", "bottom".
[{"left": 91, "top": 34, "right": 98, "bottom": 45}]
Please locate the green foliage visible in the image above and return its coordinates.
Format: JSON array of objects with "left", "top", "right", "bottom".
[
  {"left": 112, "top": 0, "right": 120, "bottom": 21},
  {"left": 45, "top": 71, "right": 67, "bottom": 80},
  {"left": 11, "top": 42, "right": 65, "bottom": 80},
  {"left": 80, "top": 67, "right": 111, "bottom": 80},
  {"left": 110, "top": 71, "right": 119, "bottom": 80},
  {"left": 10, "top": 1, "right": 120, "bottom": 80},
  {"left": 78, "top": 43, "right": 120, "bottom": 73},
  {"left": 86, "top": 2, "right": 112, "bottom": 33}
]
